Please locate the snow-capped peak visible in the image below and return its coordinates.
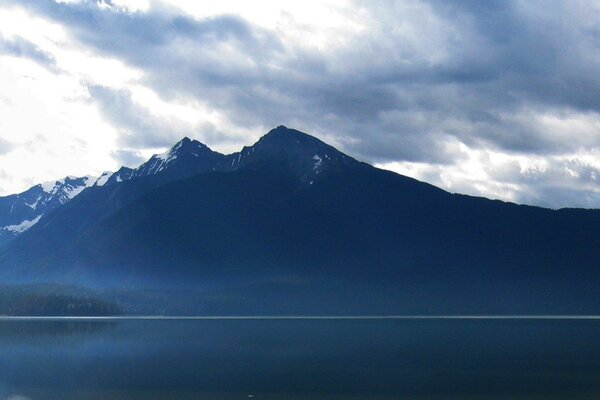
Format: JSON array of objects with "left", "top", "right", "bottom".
[
  {"left": 132, "top": 137, "right": 216, "bottom": 177},
  {"left": 0, "top": 175, "right": 101, "bottom": 242}
]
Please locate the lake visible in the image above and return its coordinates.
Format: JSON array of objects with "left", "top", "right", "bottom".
[{"left": 1, "top": 318, "right": 600, "bottom": 399}]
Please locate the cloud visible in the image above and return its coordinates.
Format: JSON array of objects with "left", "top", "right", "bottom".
[
  {"left": 88, "top": 85, "right": 243, "bottom": 149},
  {"left": 110, "top": 149, "right": 145, "bottom": 167},
  {"left": 2, "top": 0, "right": 600, "bottom": 207},
  {"left": 380, "top": 148, "right": 600, "bottom": 209},
  {"left": 88, "top": 85, "right": 184, "bottom": 149},
  {"left": 0, "top": 138, "right": 14, "bottom": 155},
  {"left": 0, "top": 33, "right": 56, "bottom": 69}
]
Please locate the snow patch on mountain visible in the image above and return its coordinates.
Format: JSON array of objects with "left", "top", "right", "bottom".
[
  {"left": 25, "top": 195, "right": 43, "bottom": 210},
  {"left": 94, "top": 172, "right": 113, "bottom": 187},
  {"left": 2, "top": 214, "right": 42, "bottom": 233},
  {"left": 40, "top": 180, "right": 56, "bottom": 193},
  {"left": 40, "top": 176, "right": 96, "bottom": 198},
  {"left": 313, "top": 155, "right": 322, "bottom": 171},
  {"left": 65, "top": 177, "right": 95, "bottom": 199},
  {"left": 0, "top": 175, "right": 103, "bottom": 243},
  {"left": 156, "top": 141, "right": 182, "bottom": 163}
]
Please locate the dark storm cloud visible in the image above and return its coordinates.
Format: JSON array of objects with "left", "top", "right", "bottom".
[
  {"left": 427, "top": 0, "right": 600, "bottom": 112},
  {"left": 7, "top": 0, "right": 600, "bottom": 207}
]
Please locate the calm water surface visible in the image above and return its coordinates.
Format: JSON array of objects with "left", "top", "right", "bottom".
[{"left": 1, "top": 319, "right": 600, "bottom": 399}]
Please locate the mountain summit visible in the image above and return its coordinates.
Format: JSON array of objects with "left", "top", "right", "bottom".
[
  {"left": 228, "top": 126, "right": 357, "bottom": 183},
  {"left": 133, "top": 136, "right": 224, "bottom": 179},
  {"left": 103, "top": 137, "right": 226, "bottom": 186}
]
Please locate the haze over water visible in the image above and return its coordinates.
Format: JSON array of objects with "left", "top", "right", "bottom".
[{"left": 2, "top": 318, "right": 600, "bottom": 399}]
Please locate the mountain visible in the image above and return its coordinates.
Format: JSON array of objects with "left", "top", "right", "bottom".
[
  {"left": 0, "top": 136, "right": 229, "bottom": 277},
  {"left": 106, "top": 136, "right": 226, "bottom": 186},
  {"left": 1, "top": 126, "right": 600, "bottom": 315},
  {"left": 0, "top": 175, "right": 101, "bottom": 248},
  {"left": 224, "top": 125, "right": 357, "bottom": 182},
  {"left": 0, "top": 137, "right": 226, "bottom": 250}
]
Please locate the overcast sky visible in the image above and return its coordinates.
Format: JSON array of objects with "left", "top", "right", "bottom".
[{"left": 1, "top": 0, "right": 600, "bottom": 208}]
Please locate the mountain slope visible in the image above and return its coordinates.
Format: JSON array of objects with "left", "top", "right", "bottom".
[
  {"left": 108, "top": 136, "right": 226, "bottom": 185},
  {"left": 2, "top": 126, "right": 600, "bottom": 314},
  {"left": 0, "top": 175, "right": 102, "bottom": 248},
  {"left": 0, "top": 136, "right": 228, "bottom": 274}
]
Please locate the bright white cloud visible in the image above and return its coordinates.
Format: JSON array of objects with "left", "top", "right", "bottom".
[
  {"left": 0, "top": 4, "right": 145, "bottom": 194},
  {"left": 0, "top": 54, "right": 119, "bottom": 194},
  {"left": 377, "top": 143, "right": 600, "bottom": 209}
]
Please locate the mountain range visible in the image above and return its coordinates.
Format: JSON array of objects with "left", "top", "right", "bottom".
[
  {"left": 1, "top": 126, "right": 600, "bottom": 315},
  {"left": 0, "top": 175, "right": 99, "bottom": 248}
]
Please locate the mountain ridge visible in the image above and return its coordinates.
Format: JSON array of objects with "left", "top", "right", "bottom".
[
  {"left": 2, "top": 126, "right": 600, "bottom": 314},
  {"left": 0, "top": 126, "right": 359, "bottom": 249},
  {"left": 0, "top": 136, "right": 228, "bottom": 248},
  {"left": 0, "top": 175, "right": 103, "bottom": 248}
]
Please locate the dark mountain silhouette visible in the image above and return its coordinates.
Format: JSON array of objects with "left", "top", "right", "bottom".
[
  {"left": 1, "top": 126, "right": 600, "bottom": 315},
  {"left": 0, "top": 137, "right": 221, "bottom": 249},
  {"left": 107, "top": 136, "right": 226, "bottom": 185},
  {"left": 223, "top": 125, "right": 357, "bottom": 182}
]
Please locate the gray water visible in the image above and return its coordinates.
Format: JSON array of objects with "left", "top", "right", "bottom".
[{"left": 1, "top": 318, "right": 600, "bottom": 399}]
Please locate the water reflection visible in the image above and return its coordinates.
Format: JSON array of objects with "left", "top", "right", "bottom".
[
  {"left": 1, "top": 319, "right": 600, "bottom": 399},
  {"left": 0, "top": 321, "right": 116, "bottom": 344}
]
